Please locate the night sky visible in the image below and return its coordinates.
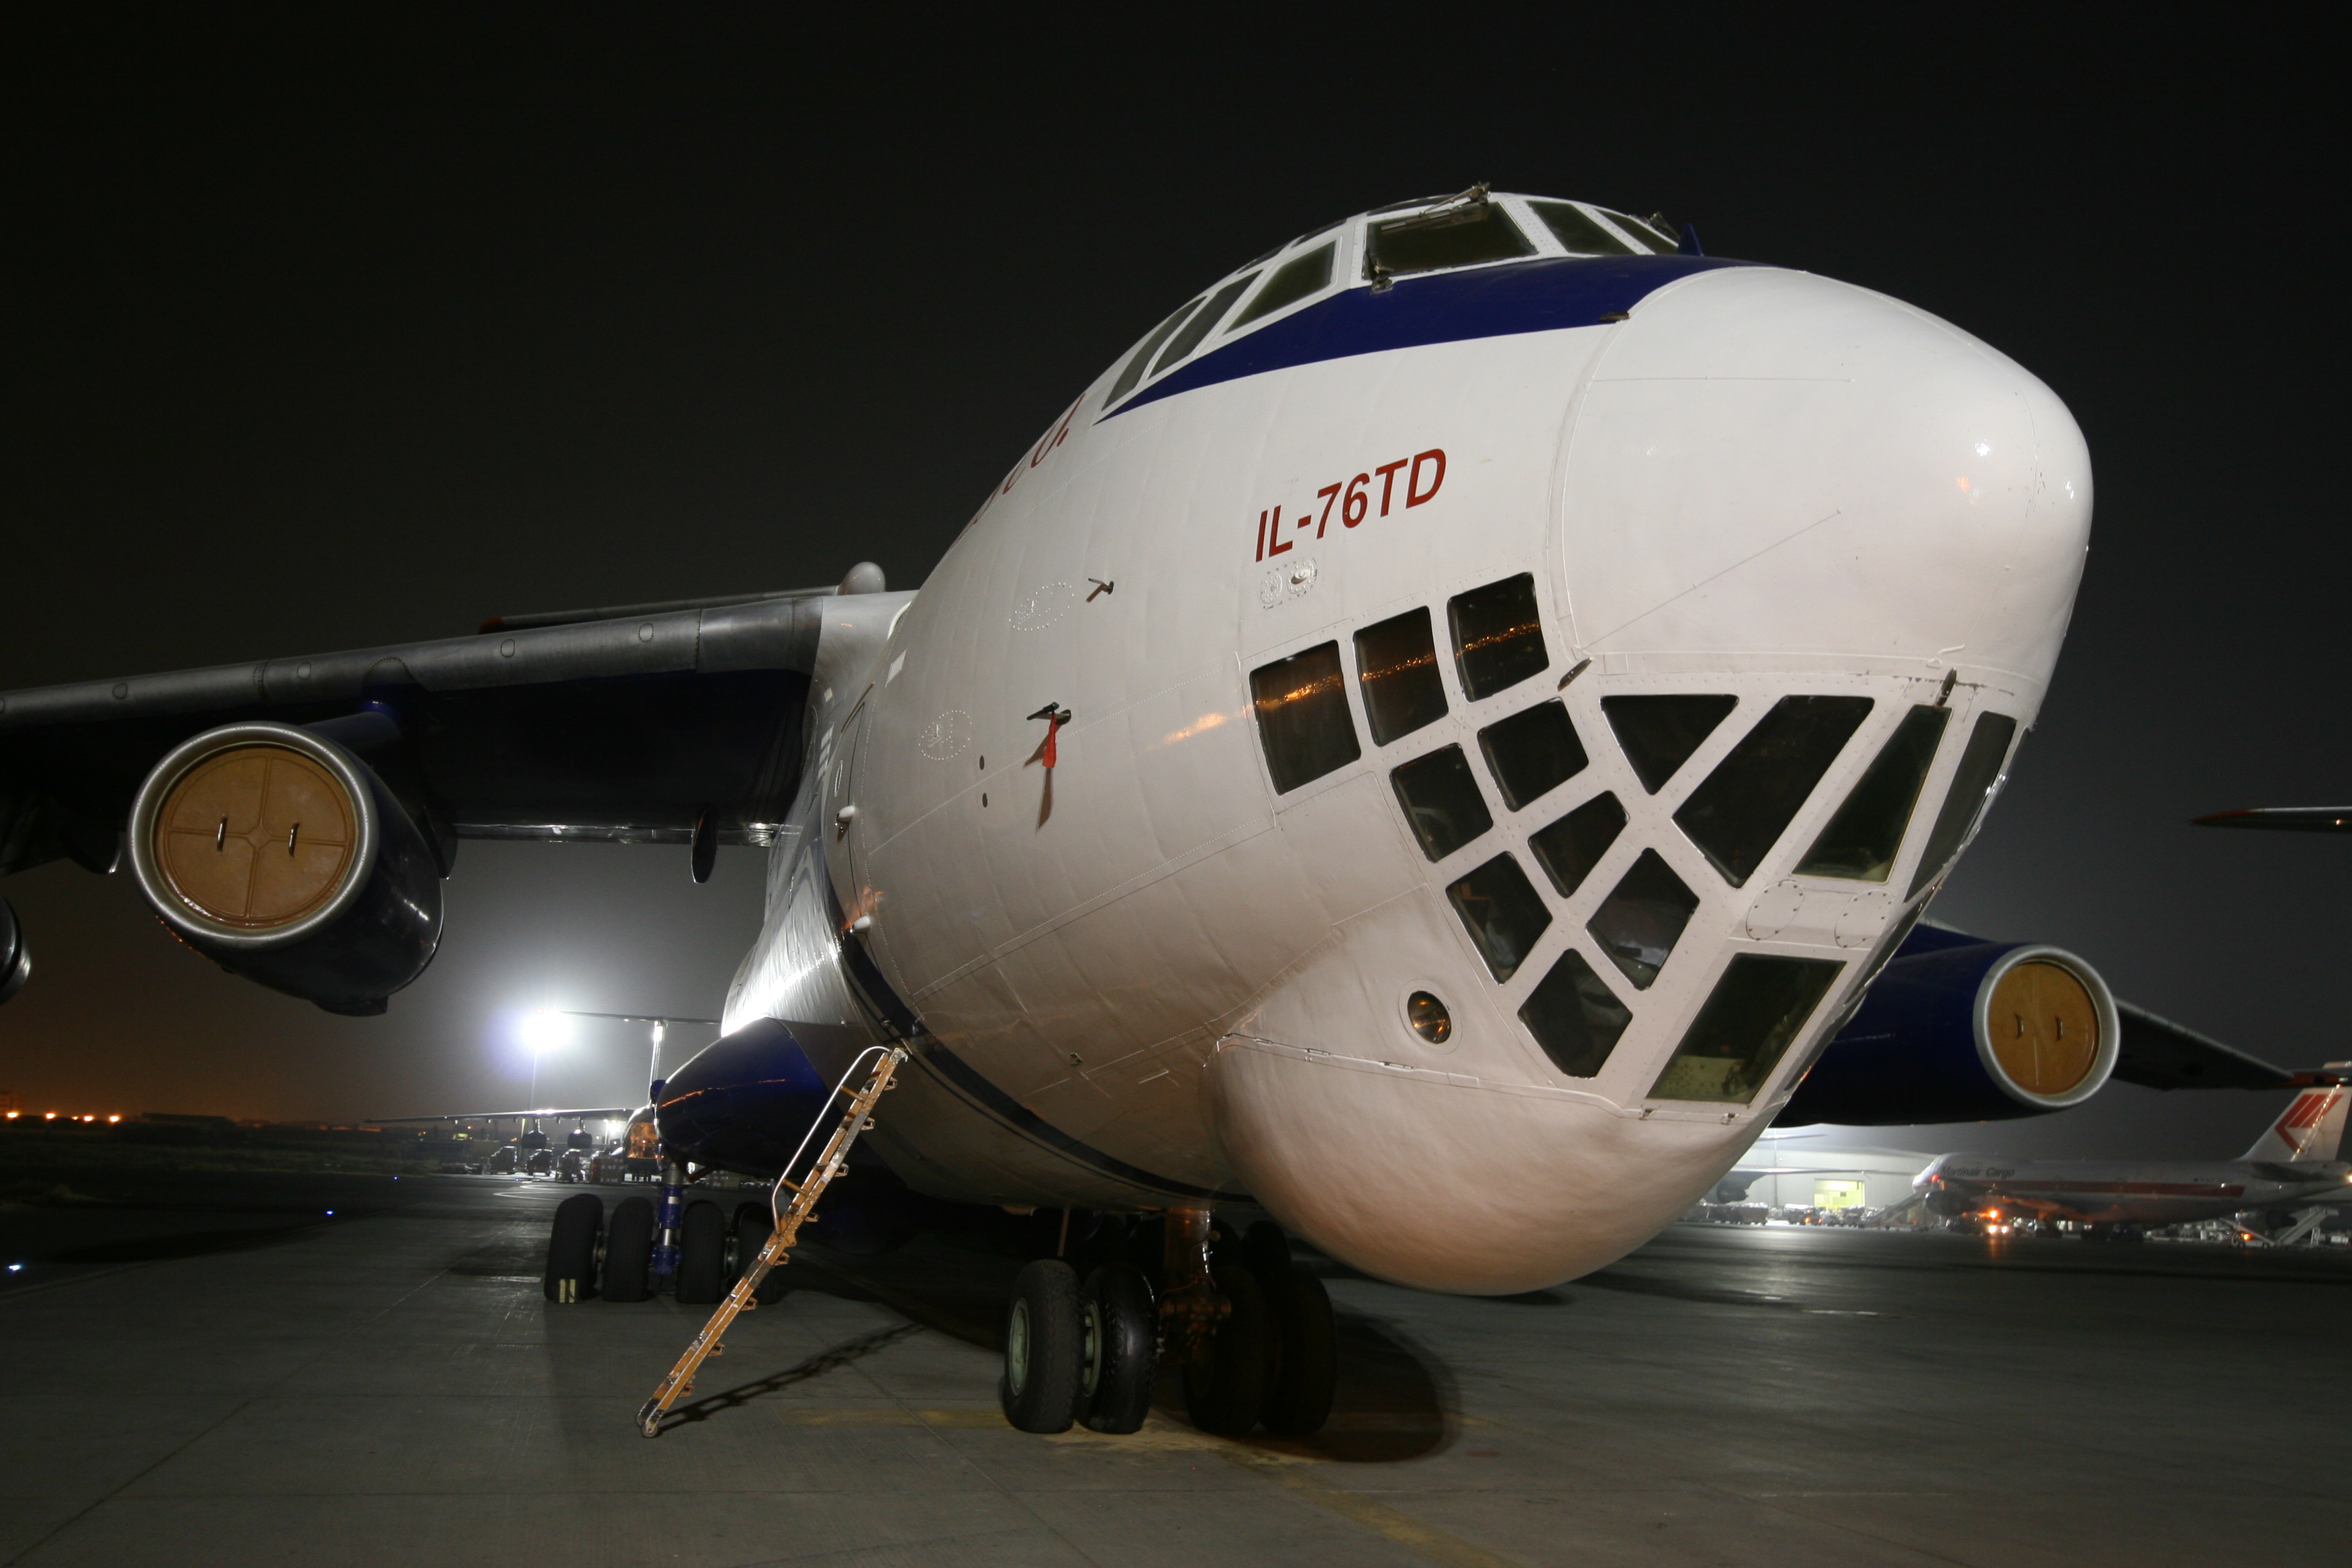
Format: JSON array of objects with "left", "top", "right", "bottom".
[{"left": 2, "top": 17, "right": 2342, "bottom": 1161}]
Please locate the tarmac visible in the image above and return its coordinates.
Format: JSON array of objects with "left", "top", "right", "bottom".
[{"left": 2, "top": 1167, "right": 2346, "bottom": 1567}]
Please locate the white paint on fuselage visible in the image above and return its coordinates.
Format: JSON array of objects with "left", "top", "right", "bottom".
[{"left": 721, "top": 197, "right": 2094, "bottom": 1293}]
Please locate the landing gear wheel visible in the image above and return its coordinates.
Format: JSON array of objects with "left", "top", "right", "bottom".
[
  {"left": 544, "top": 1193, "right": 603, "bottom": 1302},
  {"left": 1183, "top": 1264, "right": 1271, "bottom": 1437},
  {"left": 676, "top": 1199, "right": 726, "bottom": 1304},
  {"left": 1255, "top": 1261, "right": 1336, "bottom": 1435},
  {"left": 731, "top": 1202, "right": 791, "bottom": 1305},
  {"left": 601, "top": 1196, "right": 654, "bottom": 1302},
  {"left": 1080, "top": 1263, "right": 1157, "bottom": 1434},
  {"left": 1000, "top": 1259, "right": 1085, "bottom": 1434}
]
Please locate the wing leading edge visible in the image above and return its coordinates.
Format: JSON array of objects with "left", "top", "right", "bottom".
[{"left": 1, "top": 590, "right": 834, "bottom": 878}]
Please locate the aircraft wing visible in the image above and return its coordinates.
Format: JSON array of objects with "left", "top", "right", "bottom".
[
  {"left": 2192, "top": 807, "right": 2352, "bottom": 833},
  {"left": 369, "top": 1106, "right": 639, "bottom": 1124},
  {"left": 2111, "top": 1001, "right": 2317, "bottom": 1091},
  {"left": 1, "top": 588, "right": 829, "bottom": 877}
]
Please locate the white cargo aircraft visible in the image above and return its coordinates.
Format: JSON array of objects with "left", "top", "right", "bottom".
[
  {"left": 1918, "top": 1079, "right": 2352, "bottom": 1238},
  {"left": 5, "top": 187, "right": 2123, "bottom": 1436}
]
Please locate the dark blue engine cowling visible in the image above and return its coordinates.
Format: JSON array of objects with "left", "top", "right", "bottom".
[
  {"left": 655, "top": 1018, "right": 834, "bottom": 1174},
  {"left": 656, "top": 1018, "right": 932, "bottom": 1253},
  {"left": 1777, "top": 924, "right": 2119, "bottom": 1125}
]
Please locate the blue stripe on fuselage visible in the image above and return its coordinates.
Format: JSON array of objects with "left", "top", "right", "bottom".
[{"left": 1103, "top": 253, "right": 1747, "bottom": 420}]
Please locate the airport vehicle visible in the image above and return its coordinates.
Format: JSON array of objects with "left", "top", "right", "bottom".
[
  {"left": 7, "top": 185, "right": 2294, "bottom": 1436},
  {"left": 1918, "top": 1079, "right": 2352, "bottom": 1237}
]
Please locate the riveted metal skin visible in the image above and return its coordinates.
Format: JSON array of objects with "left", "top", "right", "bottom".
[{"left": 127, "top": 722, "right": 442, "bottom": 1014}]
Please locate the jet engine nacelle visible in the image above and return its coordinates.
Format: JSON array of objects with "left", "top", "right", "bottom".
[
  {"left": 0, "top": 895, "right": 28, "bottom": 1005},
  {"left": 126, "top": 720, "right": 443, "bottom": 1015},
  {"left": 1777, "top": 932, "right": 2119, "bottom": 1125}
]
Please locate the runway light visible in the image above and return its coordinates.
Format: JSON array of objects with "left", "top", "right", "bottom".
[
  {"left": 43, "top": 1112, "right": 55, "bottom": 1120},
  {"left": 106, "top": 1115, "right": 121, "bottom": 1124}
]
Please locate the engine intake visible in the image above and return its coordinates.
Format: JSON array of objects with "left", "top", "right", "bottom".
[
  {"left": 127, "top": 721, "right": 442, "bottom": 1014},
  {"left": 1779, "top": 929, "right": 2119, "bottom": 1124}
]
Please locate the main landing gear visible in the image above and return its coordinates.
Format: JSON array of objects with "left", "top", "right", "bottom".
[
  {"left": 542, "top": 1189, "right": 791, "bottom": 1306},
  {"left": 996, "top": 1208, "right": 1336, "bottom": 1438}
]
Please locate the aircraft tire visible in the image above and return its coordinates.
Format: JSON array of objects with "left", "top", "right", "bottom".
[
  {"left": 1079, "top": 1262, "right": 1157, "bottom": 1434},
  {"left": 1255, "top": 1261, "right": 1336, "bottom": 1436},
  {"left": 676, "top": 1199, "right": 727, "bottom": 1304},
  {"left": 732, "top": 1202, "right": 791, "bottom": 1305},
  {"left": 601, "top": 1196, "right": 655, "bottom": 1302},
  {"left": 999, "top": 1259, "right": 1085, "bottom": 1434},
  {"left": 1183, "top": 1265, "right": 1271, "bottom": 1437},
  {"left": 543, "top": 1193, "right": 603, "bottom": 1302}
]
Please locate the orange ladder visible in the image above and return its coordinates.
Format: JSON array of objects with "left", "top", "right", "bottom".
[{"left": 636, "top": 1044, "right": 905, "bottom": 1436}]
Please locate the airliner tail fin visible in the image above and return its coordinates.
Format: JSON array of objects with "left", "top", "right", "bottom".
[{"left": 2243, "top": 1081, "right": 2351, "bottom": 1162}]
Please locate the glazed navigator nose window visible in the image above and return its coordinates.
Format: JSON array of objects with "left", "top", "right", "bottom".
[
  {"left": 1675, "top": 695, "right": 1875, "bottom": 887},
  {"left": 1389, "top": 745, "right": 1493, "bottom": 861},
  {"left": 1906, "top": 712, "right": 2020, "bottom": 898},
  {"left": 1650, "top": 954, "right": 1844, "bottom": 1104},
  {"left": 1798, "top": 705, "right": 1951, "bottom": 882},
  {"left": 1249, "top": 642, "right": 1361, "bottom": 794}
]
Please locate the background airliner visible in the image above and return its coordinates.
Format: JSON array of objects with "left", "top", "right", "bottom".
[
  {"left": 1918, "top": 1078, "right": 2351, "bottom": 1238},
  {"left": 0, "top": 187, "right": 2304, "bottom": 1438}
]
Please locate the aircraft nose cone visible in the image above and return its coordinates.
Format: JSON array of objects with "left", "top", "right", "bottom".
[{"left": 1559, "top": 266, "right": 2092, "bottom": 685}]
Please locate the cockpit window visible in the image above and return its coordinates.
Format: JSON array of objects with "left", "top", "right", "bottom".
[
  {"left": 1446, "top": 853, "right": 1552, "bottom": 982},
  {"left": 1797, "top": 705, "right": 1952, "bottom": 882},
  {"left": 1389, "top": 745, "right": 1493, "bottom": 862},
  {"left": 1249, "top": 642, "right": 1361, "bottom": 794},
  {"left": 1106, "top": 296, "right": 1204, "bottom": 407},
  {"left": 1153, "top": 271, "right": 1259, "bottom": 376},
  {"left": 1477, "top": 700, "right": 1588, "bottom": 810},
  {"left": 1528, "top": 791, "right": 1626, "bottom": 897},
  {"left": 1649, "top": 954, "right": 1843, "bottom": 1103},
  {"left": 1366, "top": 200, "right": 1535, "bottom": 279},
  {"left": 1586, "top": 848, "right": 1699, "bottom": 989},
  {"left": 1904, "top": 711, "right": 2020, "bottom": 898},
  {"left": 1519, "top": 949, "right": 1632, "bottom": 1079},
  {"left": 1355, "top": 608, "right": 1448, "bottom": 744},
  {"left": 1228, "top": 242, "right": 1335, "bottom": 332},
  {"left": 1447, "top": 575, "right": 1549, "bottom": 701},
  {"left": 1597, "top": 209, "right": 1679, "bottom": 252},
  {"left": 1602, "top": 694, "right": 1737, "bottom": 793},
  {"left": 1526, "top": 201, "right": 1635, "bottom": 256},
  {"left": 1674, "top": 695, "right": 1875, "bottom": 887}
]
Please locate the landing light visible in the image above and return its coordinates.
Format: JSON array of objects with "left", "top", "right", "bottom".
[{"left": 6, "top": 1263, "right": 20, "bottom": 1273}]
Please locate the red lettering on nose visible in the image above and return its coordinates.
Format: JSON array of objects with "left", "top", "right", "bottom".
[{"left": 1406, "top": 448, "right": 1447, "bottom": 507}]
